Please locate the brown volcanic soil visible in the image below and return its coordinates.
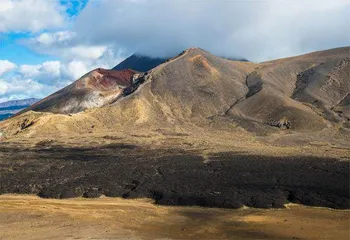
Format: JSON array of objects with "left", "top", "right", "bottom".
[
  {"left": 1, "top": 195, "right": 349, "bottom": 240},
  {"left": 229, "top": 47, "right": 350, "bottom": 132}
]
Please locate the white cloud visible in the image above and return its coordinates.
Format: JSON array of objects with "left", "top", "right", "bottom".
[
  {"left": 60, "top": 48, "right": 125, "bottom": 79},
  {"left": 0, "top": 60, "right": 17, "bottom": 76},
  {"left": 0, "top": 49, "right": 125, "bottom": 102},
  {"left": 0, "top": 62, "right": 63, "bottom": 102},
  {"left": 36, "top": 31, "right": 74, "bottom": 45},
  {"left": 19, "top": 61, "right": 62, "bottom": 85},
  {"left": 69, "top": 46, "right": 107, "bottom": 60},
  {"left": 23, "top": 31, "right": 109, "bottom": 60},
  {"left": 19, "top": 64, "right": 41, "bottom": 78},
  {"left": 0, "top": 80, "right": 9, "bottom": 94},
  {"left": 74, "top": 0, "right": 350, "bottom": 61},
  {"left": 0, "top": 0, "right": 66, "bottom": 32},
  {"left": 0, "top": 77, "right": 45, "bottom": 100},
  {"left": 66, "top": 60, "right": 88, "bottom": 79},
  {"left": 41, "top": 61, "right": 61, "bottom": 78},
  {"left": 0, "top": 0, "right": 126, "bottom": 102},
  {"left": 21, "top": 29, "right": 126, "bottom": 82}
]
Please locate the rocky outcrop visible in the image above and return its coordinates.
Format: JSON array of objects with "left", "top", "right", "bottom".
[{"left": 266, "top": 117, "right": 291, "bottom": 129}]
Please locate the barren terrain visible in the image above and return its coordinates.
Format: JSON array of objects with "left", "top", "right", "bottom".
[
  {"left": 0, "top": 47, "right": 349, "bottom": 239},
  {"left": 0, "top": 130, "right": 349, "bottom": 209},
  {"left": 1, "top": 195, "right": 349, "bottom": 240}
]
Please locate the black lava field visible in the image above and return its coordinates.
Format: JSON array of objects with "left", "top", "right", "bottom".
[{"left": 0, "top": 143, "right": 348, "bottom": 209}]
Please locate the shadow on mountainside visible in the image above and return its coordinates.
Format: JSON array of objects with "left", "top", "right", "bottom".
[{"left": 0, "top": 142, "right": 348, "bottom": 209}]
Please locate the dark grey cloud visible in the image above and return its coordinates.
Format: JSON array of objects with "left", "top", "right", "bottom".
[{"left": 74, "top": 0, "right": 350, "bottom": 62}]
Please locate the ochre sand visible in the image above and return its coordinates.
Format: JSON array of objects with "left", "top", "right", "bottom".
[{"left": 1, "top": 195, "right": 349, "bottom": 240}]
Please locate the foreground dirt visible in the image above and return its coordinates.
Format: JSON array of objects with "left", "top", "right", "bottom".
[{"left": 0, "top": 195, "right": 349, "bottom": 240}]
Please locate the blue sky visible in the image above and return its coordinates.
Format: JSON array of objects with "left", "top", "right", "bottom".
[
  {"left": 0, "top": 0, "right": 349, "bottom": 103},
  {"left": 0, "top": 0, "right": 87, "bottom": 65},
  {"left": 0, "top": 33, "right": 53, "bottom": 65},
  {"left": 0, "top": 0, "right": 124, "bottom": 103},
  {"left": 61, "top": 0, "right": 88, "bottom": 17}
]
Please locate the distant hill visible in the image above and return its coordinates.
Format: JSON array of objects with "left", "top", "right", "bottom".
[
  {"left": 0, "top": 98, "right": 39, "bottom": 121},
  {"left": 0, "top": 98, "right": 39, "bottom": 108},
  {"left": 113, "top": 54, "right": 167, "bottom": 72}
]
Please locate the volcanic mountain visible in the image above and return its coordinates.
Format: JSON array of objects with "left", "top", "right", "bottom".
[
  {"left": 0, "top": 47, "right": 349, "bottom": 139},
  {"left": 20, "top": 68, "right": 142, "bottom": 114}
]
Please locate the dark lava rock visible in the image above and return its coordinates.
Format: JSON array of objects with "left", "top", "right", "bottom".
[
  {"left": 83, "top": 189, "right": 102, "bottom": 198},
  {"left": 1, "top": 144, "right": 349, "bottom": 209},
  {"left": 60, "top": 189, "right": 80, "bottom": 199}
]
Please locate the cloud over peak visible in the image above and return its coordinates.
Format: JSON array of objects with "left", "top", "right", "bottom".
[
  {"left": 22, "top": 31, "right": 108, "bottom": 60},
  {"left": 1, "top": 0, "right": 350, "bottom": 103},
  {"left": 75, "top": 0, "right": 350, "bottom": 61}
]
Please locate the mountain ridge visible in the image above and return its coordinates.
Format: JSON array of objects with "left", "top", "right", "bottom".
[
  {"left": 0, "top": 47, "right": 349, "bottom": 143},
  {"left": 0, "top": 98, "right": 40, "bottom": 121}
]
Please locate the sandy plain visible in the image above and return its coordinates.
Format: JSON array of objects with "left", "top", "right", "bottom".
[{"left": 1, "top": 194, "right": 349, "bottom": 240}]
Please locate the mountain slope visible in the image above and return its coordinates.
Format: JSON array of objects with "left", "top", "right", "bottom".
[
  {"left": 0, "top": 47, "right": 349, "bottom": 140},
  {"left": 113, "top": 48, "right": 256, "bottom": 123},
  {"left": 107, "top": 47, "right": 349, "bottom": 131},
  {"left": 229, "top": 47, "right": 350, "bottom": 131},
  {"left": 20, "top": 68, "right": 141, "bottom": 114}
]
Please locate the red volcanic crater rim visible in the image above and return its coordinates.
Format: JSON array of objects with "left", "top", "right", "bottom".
[{"left": 77, "top": 68, "right": 139, "bottom": 91}]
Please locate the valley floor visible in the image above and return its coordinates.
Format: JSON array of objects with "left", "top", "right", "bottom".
[
  {"left": 0, "top": 195, "right": 349, "bottom": 240},
  {"left": 0, "top": 129, "right": 349, "bottom": 239}
]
